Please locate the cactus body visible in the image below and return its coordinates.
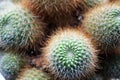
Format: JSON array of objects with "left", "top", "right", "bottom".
[
  {"left": 83, "top": 4, "right": 120, "bottom": 51},
  {"left": 0, "top": 53, "right": 25, "bottom": 80},
  {"left": 43, "top": 28, "right": 98, "bottom": 80},
  {"left": 16, "top": 68, "right": 50, "bottom": 80},
  {"left": 21, "top": 0, "right": 83, "bottom": 25},
  {"left": 0, "top": 5, "right": 45, "bottom": 52}
]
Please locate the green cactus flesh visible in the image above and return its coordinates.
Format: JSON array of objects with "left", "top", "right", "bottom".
[
  {"left": 0, "top": 53, "right": 24, "bottom": 80},
  {"left": 0, "top": 5, "right": 41, "bottom": 51},
  {"left": 47, "top": 37, "right": 97, "bottom": 80},
  {"left": 83, "top": 4, "right": 120, "bottom": 49},
  {"left": 17, "top": 68, "right": 50, "bottom": 80}
]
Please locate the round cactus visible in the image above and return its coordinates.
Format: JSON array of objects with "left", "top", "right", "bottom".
[
  {"left": 43, "top": 28, "right": 98, "bottom": 80},
  {"left": 102, "top": 53, "right": 120, "bottom": 78},
  {"left": 82, "top": 3, "right": 120, "bottom": 51},
  {"left": 0, "top": 53, "right": 25, "bottom": 80},
  {"left": 16, "top": 68, "right": 50, "bottom": 80},
  {"left": 0, "top": 4, "right": 45, "bottom": 52},
  {"left": 21, "top": 0, "right": 83, "bottom": 25}
]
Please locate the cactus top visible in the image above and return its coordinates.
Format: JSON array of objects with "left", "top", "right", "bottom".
[
  {"left": 43, "top": 28, "right": 98, "bottom": 80},
  {"left": 83, "top": 4, "right": 120, "bottom": 49}
]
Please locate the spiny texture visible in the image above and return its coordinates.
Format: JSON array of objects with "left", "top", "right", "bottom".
[
  {"left": 43, "top": 28, "right": 98, "bottom": 80},
  {"left": 0, "top": 5, "right": 45, "bottom": 52},
  {"left": 83, "top": 0, "right": 109, "bottom": 8},
  {"left": 16, "top": 68, "right": 50, "bottom": 80},
  {"left": 21, "top": 0, "right": 83, "bottom": 25},
  {"left": 0, "top": 53, "right": 25, "bottom": 80},
  {"left": 102, "top": 54, "right": 120, "bottom": 78},
  {"left": 82, "top": 4, "right": 120, "bottom": 51}
]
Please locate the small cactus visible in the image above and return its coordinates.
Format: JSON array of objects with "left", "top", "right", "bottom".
[
  {"left": 0, "top": 53, "right": 25, "bottom": 80},
  {"left": 43, "top": 28, "right": 98, "bottom": 80},
  {"left": 0, "top": 4, "right": 45, "bottom": 52},
  {"left": 16, "top": 68, "right": 50, "bottom": 80},
  {"left": 82, "top": 3, "right": 120, "bottom": 51}
]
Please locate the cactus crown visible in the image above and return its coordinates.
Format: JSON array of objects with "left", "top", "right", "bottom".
[{"left": 44, "top": 28, "right": 98, "bottom": 80}]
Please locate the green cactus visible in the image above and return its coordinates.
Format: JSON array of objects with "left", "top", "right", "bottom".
[
  {"left": 102, "top": 53, "right": 120, "bottom": 78},
  {"left": 43, "top": 28, "right": 98, "bottom": 80},
  {"left": 0, "top": 53, "right": 25, "bottom": 80},
  {"left": 16, "top": 68, "right": 50, "bottom": 80},
  {"left": 0, "top": 5, "right": 45, "bottom": 52},
  {"left": 82, "top": 4, "right": 120, "bottom": 51}
]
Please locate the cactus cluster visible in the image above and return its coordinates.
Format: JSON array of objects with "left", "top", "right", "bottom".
[{"left": 0, "top": 0, "right": 120, "bottom": 80}]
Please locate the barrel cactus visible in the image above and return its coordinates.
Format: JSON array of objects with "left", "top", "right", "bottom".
[
  {"left": 16, "top": 68, "right": 50, "bottom": 80},
  {"left": 0, "top": 4, "right": 45, "bottom": 52},
  {"left": 43, "top": 28, "right": 98, "bottom": 80},
  {"left": 0, "top": 53, "right": 25, "bottom": 80},
  {"left": 82, "top": 3, "right": 120, "bottom": 51}
]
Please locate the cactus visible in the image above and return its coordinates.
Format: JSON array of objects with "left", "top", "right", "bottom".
[
  {"left": 0, "top": 4, "right": 45, "bottom": 52},
  {"left": 16, "top": 68, "right": 50, "bottom": 80},
  {"left": 0, "top": 53, "right": 25, "bottom": 80},
  {"left": 82, "top": 3, "right": 120, "bottom": 51},
  {"left": 21, "top": 0, "right": 83, "bottom": 25},
  {"left": 43, "top": 28, "right": 98, "bottom": 80},
  {"left": 102, "top": 53, "right": 120, "bottom": 78}
]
